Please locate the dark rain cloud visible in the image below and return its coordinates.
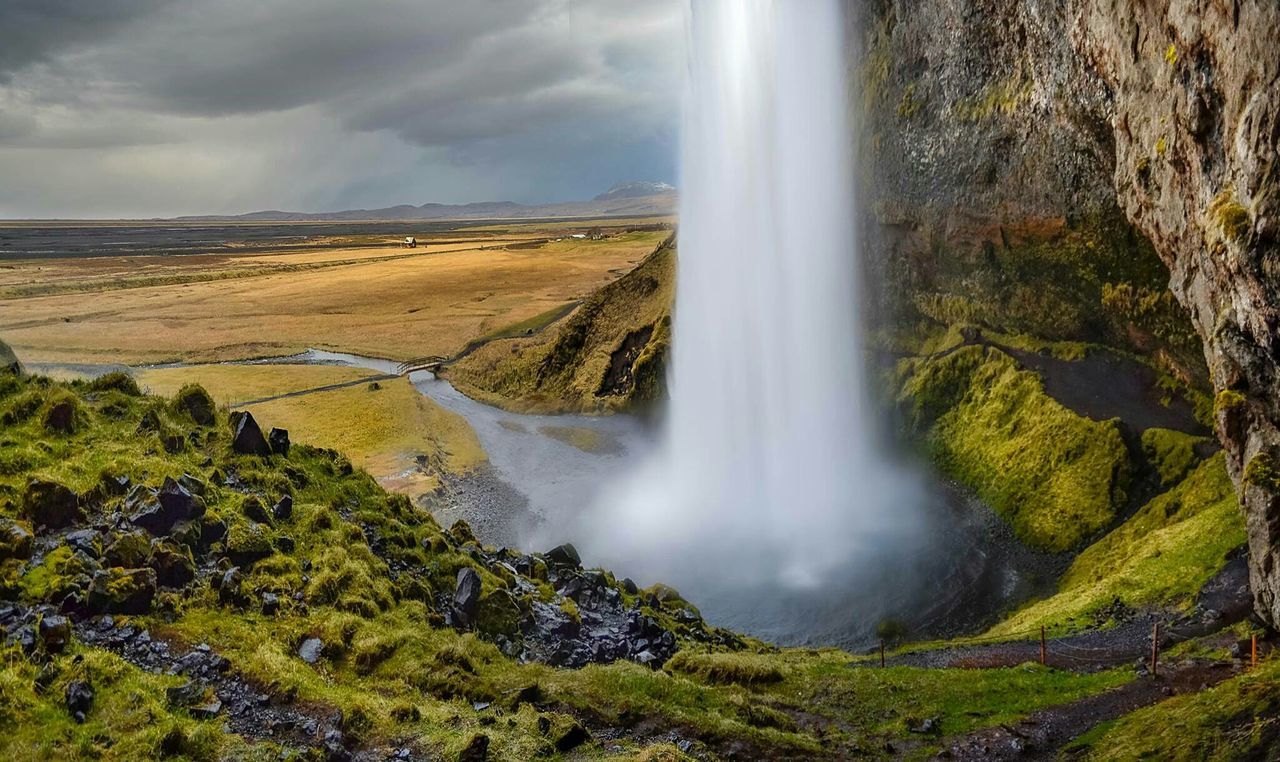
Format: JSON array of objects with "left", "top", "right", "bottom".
[{"left": 0, "top": 0, "right": 681, "bottom": 217}]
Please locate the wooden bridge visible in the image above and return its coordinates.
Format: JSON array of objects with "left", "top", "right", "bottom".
[{"left": 397, "top": 356, "right": 449, "bottom": 375}]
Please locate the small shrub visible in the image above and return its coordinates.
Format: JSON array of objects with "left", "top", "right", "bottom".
[
  {"left": 88, "top": 372, "right": 141, "bottom": 396},
  {"left": 666, "top": 651, "right": 784, "bottom": 687}
]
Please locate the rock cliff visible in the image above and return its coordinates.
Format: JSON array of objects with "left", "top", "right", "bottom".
[{"left": 862, "top": 0, "right": 1280, "bottom": 626}]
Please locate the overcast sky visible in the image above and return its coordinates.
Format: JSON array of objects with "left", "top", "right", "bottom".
[{"left": 0, "top": 0, "right": 683, "bottom": 218}]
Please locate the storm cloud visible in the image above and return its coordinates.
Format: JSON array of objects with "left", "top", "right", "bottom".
[{"left": 0, "top": 0, "right": 682, "bottom": 217}]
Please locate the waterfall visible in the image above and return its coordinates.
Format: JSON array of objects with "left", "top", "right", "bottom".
[{"left": 588, "top": 0, "right": 921, "bottom": 623}]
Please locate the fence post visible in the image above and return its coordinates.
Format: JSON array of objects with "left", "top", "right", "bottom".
[
  {"left": 1040, "top": 626, "right": 1047, "bottom": 666},
  {"left": 1150, "top": 622, "right": 1160, "bottom": 678},
  {"left": 880, "top": 640, "right": 886, "bottom": 668}
]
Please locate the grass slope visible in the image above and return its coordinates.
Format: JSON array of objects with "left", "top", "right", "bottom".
[
  {"left": 988, "top": 454, "right": 1245, "bottom": 635},
  {"left": 448, "top": 237, "right": 674, "bottom": 414},
  {"left": 1083, "top": 658, "right": 1280, "bottom": 759},
  {"left": 137, "top": 365, "right": 484, "bottom": 495},
  {"left": 897, "top": 345, "right": 1133, "bottom": 551},
  {"left": 0, "top": 368, "right": 1136, "bottom": 759}
]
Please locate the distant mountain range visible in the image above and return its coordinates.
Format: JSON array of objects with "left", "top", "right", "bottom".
[{"left": 175, "top": 182, "right": 676, "bottom": 222}]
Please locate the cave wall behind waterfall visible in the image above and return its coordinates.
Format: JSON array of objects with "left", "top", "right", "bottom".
[{"left": 857, "top": 0, "right": 1280, "bottom": 626}]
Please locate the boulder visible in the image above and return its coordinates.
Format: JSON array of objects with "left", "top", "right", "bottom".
[
  {"left": 554, "top": 722, "right": 590, "bottom": 752},
  {"left": 230, "top": 411, "right": 271, "bottom": 456},
  {"left": 87, "top": 568, "right": 157, "bottom": 615},
  {"left": 165, "top": 680, "right": 204, "bottom": 708},
  {"left": 545, "top": 543, "right": 581, "bottom": 569},
  {"left": 21, "top": 480, "right": 83, "bottom": 532},
  {"left": 103, "top": 529, "right": 151, "bottom": 568},
  {"left": 225, "top": 522, "right": 272, "bottom": 567},
  {"left": 0, "top": 518, "right": 33, "bottom": 561},
  {"left": 268, "top": 428, "right": 291, "bottom": 456},
  {"left": 38, "top": 614, "right": 72, "bottom": 654},
  {"left": 149, "top": 541, "right": 196, "bottom": 589},
  {"left": 64, "top": 529, "right": 101, "bottom": 558},
  {"left": 65, "top": 680, "right": 93, "bottom": 723},
  {"left": 131, "top": 478, "right": 206, "bottom": 536},
  {"left": 215, "top": 566, "right": 245, "bottom": 606},
  {"left": 272, "top": 495, "right": 294, "bottom": 522},
  {"left": 454, "top": 568, "right": 482, "bottom": 619},
  {"left": 176, "top": 474, "right": 206, "bottom": 497},
  {"left": 298, "top": 637, "right": 324, "bottom": 665}
]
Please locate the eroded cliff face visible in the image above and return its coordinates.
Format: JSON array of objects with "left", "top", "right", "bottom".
[
  {"left": 863, "top": 0, "right": 1280, "bottom": 625},
  {"left": 859, "top": 0, "right": 1205, "bottom": 381},
  {"left": 1073, "top": 0, "right": 1280, "bottom": 625}
]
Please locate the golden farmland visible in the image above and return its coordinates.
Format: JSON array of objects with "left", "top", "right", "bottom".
[{"left": 0, "top": 224, "right": 670, "bottom": 365}]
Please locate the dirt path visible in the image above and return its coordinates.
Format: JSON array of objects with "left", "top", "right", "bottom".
[
  {"left": 939, "top": 659, "right": 1240, "bottom": 760},
  {"left": 885, "top": 556, "right": 1252, "bottom": 673}
]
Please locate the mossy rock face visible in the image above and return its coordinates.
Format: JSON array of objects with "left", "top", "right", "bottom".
[
  {"left": 22, "top": 479, "right": 84, "bottom": 532},
  {"left": 87, "top": 567, "right": 157, "bottom": 615}
]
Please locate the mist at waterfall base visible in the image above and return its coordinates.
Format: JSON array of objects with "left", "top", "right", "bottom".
[{"left": 581, "top": 0, "right": 941, "bottom": 647}]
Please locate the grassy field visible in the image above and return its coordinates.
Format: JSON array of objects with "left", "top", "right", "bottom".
[
  {"left": 136, "top": 365, "right": 484, "bottom": 495},
  {"left": 0, "top": 226, "right": 668, "bottom": 365}
]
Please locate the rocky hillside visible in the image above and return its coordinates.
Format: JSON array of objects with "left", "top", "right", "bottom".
[
  {"left": 5, "top": 360, "right": 1221, "bottom": 760},
  {"left": 446, "top": 236, "right": 674, "bottom": 415}
]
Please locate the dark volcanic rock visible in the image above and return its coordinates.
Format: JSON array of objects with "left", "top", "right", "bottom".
[
  {"left": 268, "top": 428, "right": 291, "bottom": 456},
  {"left": 132, "top": 477, "right": 206, "bottom": 536},
  {"left": 65, "top": 680, "right": 93, "bottom": 723},
  {"left": 241, "top": 495, "right": 273, "bottom": 526},
  {"left": 230, "top": 411, "right": 272, "bottom": 456},
  {"left": 454, "top": 568, "right": 482, "bottom": 619},
  {"left": 21, "top": 479, "right": 82, "bottom": 532},
  {"left": 38, "top": 614, "right": 72, "bottom": 654},
  {"left": 149, "top": 541, "right": 196, "bottom": 589},
  {"left": 272, "top": 495, "right": 294, "bottom": 522},
  {"left": 545, "top": 543, "right": 581, "bottom": 569}
]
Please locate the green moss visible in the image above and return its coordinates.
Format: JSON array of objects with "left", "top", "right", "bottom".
[
  {"left": 1209, "top": 191, "right": 1252, "bottom": 244},
  {"left": 897, "top": 83, "right": 921, "bottom": 119},
  {"left": 989, "top": 454, "right": 1245, "bottom": 636},
  {"left": 1086, "top": 657, "right": 1280, "bottom": 759},
  {"left": 1243, "top": 452, "right": 1280, "bottom": 492},
  {"left": 0, "top": 647, "right": 241, "bottom": 761},
  {"left": 953, "top": 73, "right": 1032, "bottom": 122},
  {"left": 1215, "top": 389, "right": 1247, "bottom": 415},
  {"left": 899, "top": 346, "right": 1133, "bottom": 551},
  {"left": 1142, "top": 428, "right": 1209, "bottom": 488}
]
